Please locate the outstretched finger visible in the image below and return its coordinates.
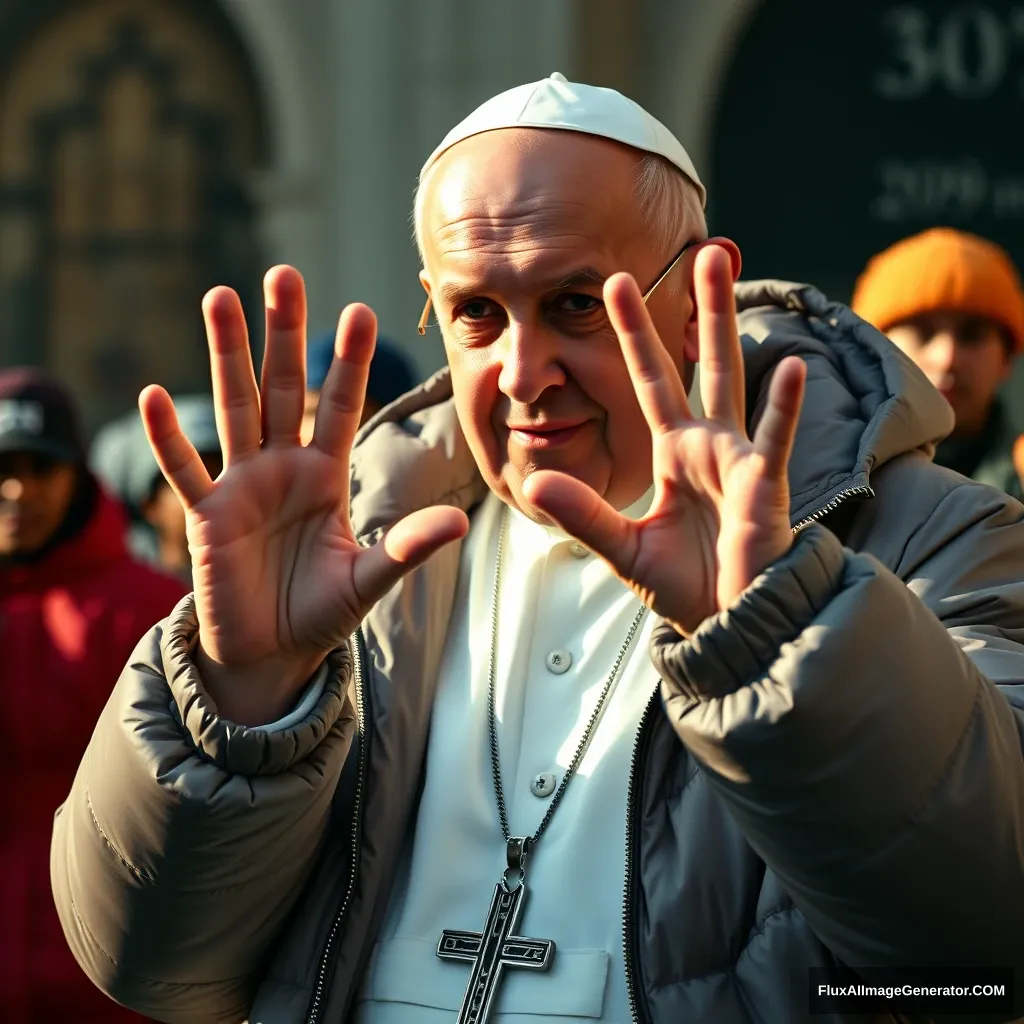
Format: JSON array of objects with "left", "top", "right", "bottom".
[
  {"left": 521, "top": 470, "right": 641, "bottom": 582},
  {"left": 605, "top": 273, "right": 691, "bottom": 435},
  {"left": 312, "top": 303, "right": 376, "bottom": 462},
  {"left": 352, "top": 505, "right": 470, "bottom": 608},
  {"left": 204, "top": 287, "right": 261, "bottom": 464},
  {"left": 695, "top": 245, "right": 745, "bottom": 429},
  {"left": 261, "top": 266, "right": 308, "bottom": 447},
  {"left": 752, "top": 356, "right": 806, "bottom": 479},
  {"left": 139, "top": 385, "right": 214, "bottom": 508}
]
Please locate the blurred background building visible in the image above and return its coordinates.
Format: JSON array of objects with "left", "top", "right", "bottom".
[{"left": 2, "top": 0, "right": 1023, "bottom": 432}]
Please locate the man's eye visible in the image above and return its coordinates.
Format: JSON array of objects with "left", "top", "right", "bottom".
[
  {"left": 958, "top": 320, "right": 989, "bottom": 345},
  {"left": 459, "top": 299, "right": 500, "bottom": 320},
  {"left": 554, "top": 293, "right": 602, "bottom": 314}
]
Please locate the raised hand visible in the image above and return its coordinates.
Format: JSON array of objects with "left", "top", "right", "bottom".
[
  {"left": 522, "top": 245, "right": 806, "bottom": 637},
  {"left": 140, "top": 267, "right": 468, "bottom": 724}
]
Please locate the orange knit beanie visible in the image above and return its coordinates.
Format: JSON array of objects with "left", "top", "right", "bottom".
[{"left": 851, "top": 228, "right": 1024, "bottom": 353}]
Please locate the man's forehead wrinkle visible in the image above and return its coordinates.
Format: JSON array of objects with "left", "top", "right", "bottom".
[
  {"left": 430, "top": 211, "right": 595, "bottom": 256},
  {"left": 430, "top": 189, "right": 599, "bottom": 237},
  {"left": 420, "top": 132, "right": 644, "bottom": 286},
  {"left": 423, "top": 147, "right": 631, "bottom": 251}
]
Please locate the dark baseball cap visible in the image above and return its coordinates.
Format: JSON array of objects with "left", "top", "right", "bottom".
[
  {"left": 0, "top": 368, "right": 86, "bottom": 463},
  {"left": 307, "top": 330, "right": 417, "bottom": 405}
]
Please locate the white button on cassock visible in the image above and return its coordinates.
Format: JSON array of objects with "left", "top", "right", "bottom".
[
  {"left": 569, "top": 542, "right": 589, "bottom": 558},
  {"left": 531, "top": 772, "right": 557, "bottom": 797},
  {"left": 545, "top": 649, "right": 572, "bottom": 674}
]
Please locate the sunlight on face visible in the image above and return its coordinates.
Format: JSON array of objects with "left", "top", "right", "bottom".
[
  {"left": 0, "top": 452, "right": 78, "bottom": 555},
  {"left": 887, "top": 310, "right": 1013, "bottom": 436},
  {"left": 419, "top": 129, "right": 693, "bottom": 521}
]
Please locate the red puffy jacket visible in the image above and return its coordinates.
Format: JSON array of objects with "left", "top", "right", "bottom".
[{"left": 1, "top": 484, "right": 188, "bottom": 1023}]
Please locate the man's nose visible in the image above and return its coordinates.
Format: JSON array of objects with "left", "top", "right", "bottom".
[
  {"left": 925, "top": 333, "right": 958, "bottom": 373},
  {"left": 495, "top": 322, "right": 566, "bottom": 404},
  {"left": 0, "top": 477, "right": 25, "bottom": 501}
]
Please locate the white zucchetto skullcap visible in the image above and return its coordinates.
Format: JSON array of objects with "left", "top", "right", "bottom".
[{"left": 419, "top": 71, "right": 706, "bottom": 209}]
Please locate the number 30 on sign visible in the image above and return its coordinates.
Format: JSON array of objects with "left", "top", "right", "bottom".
[{"left": 875, "top": 5, "right": 1024, "bottom": 99}]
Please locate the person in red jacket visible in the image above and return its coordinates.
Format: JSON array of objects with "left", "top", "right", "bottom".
[{"left": 0, "top": 369, "right": 188, "bottom": 1023}]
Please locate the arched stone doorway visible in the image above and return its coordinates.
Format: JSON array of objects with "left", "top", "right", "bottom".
[{"left": 0, "top": 0, "right": 268, "bottom": 432}]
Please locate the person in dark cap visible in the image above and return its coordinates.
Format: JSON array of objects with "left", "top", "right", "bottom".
[
  {"left": 301, "top": 329, "right": 417, "bottom": 443},
  {"left": 0, "top": 372, "right": 91, "bottom": 559},
  {"left": 0, "top": 368, "right": 186, "bottom": 1024}
]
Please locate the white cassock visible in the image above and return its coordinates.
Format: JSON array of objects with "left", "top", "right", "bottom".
[{"left": 354, "top": 487, "right": 659, "bottom": 1023}]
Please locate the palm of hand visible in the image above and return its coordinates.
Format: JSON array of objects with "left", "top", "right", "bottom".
[
  {"left": 627, "top": 424, "right": 794, "bottom": 634},
  {"left": 185, "top": 445, "right": 362, "bottom": 665}
]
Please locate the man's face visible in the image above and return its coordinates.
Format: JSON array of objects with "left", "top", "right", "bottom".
[
  {"left": 886, "top": 311, "right": 1013, "bottom": 435},
  {"left": 0, "top": 451, "right": 78, "bottom": 556},
  {"left": 419, "top": 129, "right": 695, "bottom": 520}
]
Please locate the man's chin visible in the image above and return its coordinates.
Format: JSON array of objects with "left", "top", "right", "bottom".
[{"left": 505, "top": 463, "right": 607, "bottom": 519}]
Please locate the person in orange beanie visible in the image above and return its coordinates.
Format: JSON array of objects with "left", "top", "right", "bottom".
[{"left": 852, "top": 227, "right": 1024, "bottom": 499}]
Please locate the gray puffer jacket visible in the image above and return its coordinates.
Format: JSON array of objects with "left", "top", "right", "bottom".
[{"left": 52, "top": 281, "right": 1024, "bottom": 1023}]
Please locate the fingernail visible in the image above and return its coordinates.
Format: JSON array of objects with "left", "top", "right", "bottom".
[{"left": 606, "top": 274, "right": 645, "bottom": 330}]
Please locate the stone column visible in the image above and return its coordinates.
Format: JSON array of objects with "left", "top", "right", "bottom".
[
  {"left": 329, "top": 0, "right": 575, "bottom": 380},
  {"left": 221, "top": 0, "right": 341, "bottom": 353}
]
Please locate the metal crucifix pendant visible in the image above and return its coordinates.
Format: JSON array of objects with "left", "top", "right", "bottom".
[{"left": 436, "top": 838, "right": 555, "bottom": 1024}]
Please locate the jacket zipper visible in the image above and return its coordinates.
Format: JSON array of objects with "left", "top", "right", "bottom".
[
  {"left": 622, "top": 688, "right": 660, "bottom": 1024},
  {"left": 307, "top": 627, "right": 369, "bottom": 1024},
  {"left": 621, "top": 485, "right": 874, "bottom": 1021},
  {"left": 791, "top": 485, "right": 874, "bottom": 532}
]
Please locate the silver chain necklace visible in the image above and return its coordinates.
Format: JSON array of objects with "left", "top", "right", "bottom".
[{"left": 436, "top": 504, "right": 649, "bottom": 1024}]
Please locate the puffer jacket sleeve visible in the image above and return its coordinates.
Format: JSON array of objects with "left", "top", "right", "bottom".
[
  {"left": 651, "top": 481, "right": 1024, "bottom": 972},
  {"left": 50, "top": 595, "right": 357, "bottom": 1024}
]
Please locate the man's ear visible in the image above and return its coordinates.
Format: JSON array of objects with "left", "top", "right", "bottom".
[
  {"left": 707, "top": 236, "right": 742, "bottom": 280},
  {"left": 683, "top": 237, "right": 743, "bottom": 362}
]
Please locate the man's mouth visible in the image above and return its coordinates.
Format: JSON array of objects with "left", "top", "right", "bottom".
[
  {"left": 0, "top": 506, "right": 27, "bottom": 528},
  {"left": 508, "top": 420, "right": 590, "bottom": 448}
]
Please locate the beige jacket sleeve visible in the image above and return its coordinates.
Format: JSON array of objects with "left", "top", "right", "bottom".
[
  {"left": 50, "top": 597, "right": 356, "bottom": 1024},
  {"left": 652, "top": 481, "right": 1024, "bottom": 975}
]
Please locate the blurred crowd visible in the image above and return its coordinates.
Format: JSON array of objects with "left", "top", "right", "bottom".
[
  {"left": 2, "top": 224, "right": 1024, "bottom": 1021},
  {"left": 0, "top": 330, "right": 415, "bottom": 1023}
]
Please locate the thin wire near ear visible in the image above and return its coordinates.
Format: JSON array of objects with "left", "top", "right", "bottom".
[
  {"left": 417, "top": 294, "right": 433, "bottom": 336},
  {"left": 642, "top": 240, "right": 697, "bottom": 304}
]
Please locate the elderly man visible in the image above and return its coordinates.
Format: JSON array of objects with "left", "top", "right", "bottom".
[{"left": 52, "top": 74, "right": 1024, "bottom": 1024}]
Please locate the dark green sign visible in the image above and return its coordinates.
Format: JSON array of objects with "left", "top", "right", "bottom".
[{"left": 710, "top": 0, "right": 1024, "bottom": 304}]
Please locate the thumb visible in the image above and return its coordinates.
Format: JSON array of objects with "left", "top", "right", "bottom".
[
  {"left": 352, "top": 505, "right": 469, "bottom": 607},
  {"left": 522, "top": 471, "right": 638, "bottom": 579}
]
